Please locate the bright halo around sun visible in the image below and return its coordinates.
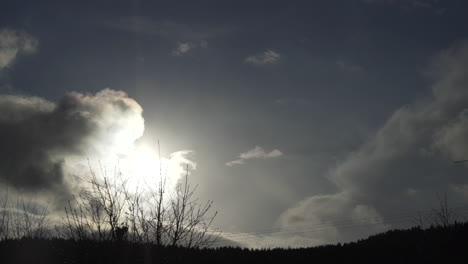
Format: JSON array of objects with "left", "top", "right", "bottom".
[
  {"left": 119, "top": 144, "right": 195, "bottom": 193},
  {"left": 125, "top": 145, "right": 169, "bottom": 191}
]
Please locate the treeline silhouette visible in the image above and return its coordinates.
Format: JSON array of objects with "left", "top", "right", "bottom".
[
  {"left": 1, "top": 221, "right": 468, "bottom": 263},
  {"left": 1, "top": 159, "right": 467, "bottom": 264}
]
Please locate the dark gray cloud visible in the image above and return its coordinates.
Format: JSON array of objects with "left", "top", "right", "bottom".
[
  {"left": 0, "top": 89, "right": 144, "bottom": 194},
  {"left": 276, "top": 40, "right": 468, "bottom": 246}
]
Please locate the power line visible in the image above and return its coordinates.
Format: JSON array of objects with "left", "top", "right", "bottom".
[
  {"left": 220, "top": 205, "right": 468, "bottom": 241},
  {"left": 225, "top": 205, "right": 464, "bottom": 236},
  {"left": 226, "top": 218, "right": 413, "bottom": 241}
]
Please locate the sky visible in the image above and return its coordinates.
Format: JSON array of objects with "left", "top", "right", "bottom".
[{"left": 1, "top": 0, "right": 468, "bottom": 247}]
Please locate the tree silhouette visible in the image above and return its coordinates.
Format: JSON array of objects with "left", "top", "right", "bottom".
[
  {"left": 0, "top": 190, "right": 50, "bottom": 240},
  {"left": 61, "top": 159, "right": 219, "bottom": 247},
  {"left": 431, "top": 193, "right": 457, "bottom": 227},
  {"left": 165, "top": 165, "right": 219, "bottom": 247},
  {"left": 61, "top": 162, "right": 129, "bottom": 242}
]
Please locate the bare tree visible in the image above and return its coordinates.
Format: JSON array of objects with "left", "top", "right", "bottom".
[
  {"left": 61, "top": 194, "right": 107, "bottom": 241},
  {"left": 412, "top": 210, "right": 431, "bottom": 229},
  {"left": 0, "top": 192, "right": 51, "bottom": 240},
  {"left": 122, "top": 142, "right": 170, "bottom": 245},
  {"left": 431, "top": 193, "right": 457, "bottom": 227},
  {"left": 151, "top": 140, "right": 169, "bottom": 245},
  {"left": 61, "top": 152, "right": 220, "bottom": 248},
  {"left": 62, "top": 162, "right": 129, "bottom": 242},
  {"left": 146, "top": 175, "right": 168, "bottom": 245},
  {"left": 165, "top": 165, "right": 219, "bottom": 248},
  {"left": 0, "top": 190, "right": 9, "bottom": 240},
  {"left": 15, "top": 195, "right": 50, "bottom": 238}
]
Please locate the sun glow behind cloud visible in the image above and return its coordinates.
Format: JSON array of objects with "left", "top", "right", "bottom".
[
  {"left": 118, "top": 145, "right": 196, "bottom": 193},
  {"left": 124, "top": 144, "right": 165, "bottom": 190},
  {"left": 0, "top": 87, "right": 198, "bottom": 203}
]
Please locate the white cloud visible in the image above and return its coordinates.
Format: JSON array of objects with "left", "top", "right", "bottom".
[
  {"left": 171, "top": 41, "right": 207, "bottom": 56},
  {"left": 226, "top": 146, "right": 283, "bottom": 167},
  {"left": 172, "top": 42, "right": 193, "bottom": 56},
  {"left": 245, "top": 49, "right": 281, "bottom": 65},
  {"left": 240, "top": 146, "right": 282, "bottom": 159},
  {"left": 0, "top": 28, "right": 38, "bottom": 70},
  {"left": 225, "top": 159, "right": 245, "bottom": 166}
]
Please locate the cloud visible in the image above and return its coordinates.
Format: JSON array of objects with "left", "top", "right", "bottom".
[
  {"left": 225, "top": 159, "right": 245, "bottom": 166},
  {"left": 435, "top": 110, "right": 468, "bottom": 160},
  {"left": 0, "top": 28, "right": 38, "bottom": 70},
  {"left": 173, "top": 42, "right": 192, "bottom": 55},
  {"left": 171, "top": 40, "right": 207, "bottom": 56},
  {"left": 276, "top": 192, "right": 389, "bottom": 246},
  {"left": 226, "top": 146, "right": 283, "bottom": 167},
  {"left": 219, "top": 193, "right": 387, "bottom": 248},
  {"left": 245, "top": 49, "right": 281, "bottom": 66},
  {"left": 336, "top": 60, "right": 363, "bottom": 72},
  {"left": 0, "top": 89, "right": 144, "bottom": 198},
  {"left": 276, "top": 39, "right": 468, "bottom": 245}
]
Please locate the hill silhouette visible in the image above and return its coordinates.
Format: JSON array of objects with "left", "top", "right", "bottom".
[{"left": 1, "top": 222, "right": 468, "bottom": 263}]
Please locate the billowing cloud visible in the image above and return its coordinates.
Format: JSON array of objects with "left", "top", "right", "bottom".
[
  {"left": 276, "top": 40, "right": 468, "bottom": 245},
  {"left": 245, "top": 49, "right": 281, "bottom": 66},
  {"left": 0, "top": 28, "right": 38, "bottom": 70},
  {"left": 226, "top": 146, "right": 283, "bottom": 166},
  {"left": 435, "top": 110, "right": 468, "bottom": 160},
  {"left": 220, "top": 192, "right": 387, "bottom": 248},
  {"left": 0, "top": 89, "right": 144, "bottom": 196}
]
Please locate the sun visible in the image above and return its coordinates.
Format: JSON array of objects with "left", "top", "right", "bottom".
[
  {"left": 131, "top": 145, "right": 159, "bottom": 178},
  {"left": 120, "top": 143, "right": 193, "bottom": 193},
  {"left": 125, "top": 145, "right": 169, "bottom": 191}
]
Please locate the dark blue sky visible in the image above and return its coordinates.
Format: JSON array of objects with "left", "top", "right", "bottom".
[{"left": 1, "top": 0, "right": 468, "bottom": 247}]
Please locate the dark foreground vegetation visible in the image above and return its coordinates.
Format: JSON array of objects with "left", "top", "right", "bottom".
[{"left": 1, "top": 222, "right": 468, "bottom": 264}]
